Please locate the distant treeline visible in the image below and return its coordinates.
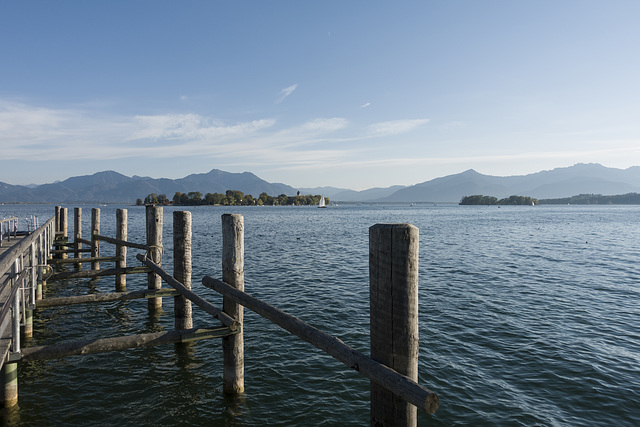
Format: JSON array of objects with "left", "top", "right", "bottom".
[
  {"left": 137, "top": 191, "right": 328, "bottom": 206},
  {"left": 538, "top": 193, "right": 640, "bottom": 205},
  {"left": 459, "top": 195, "right": 538, "bottom": 205}
]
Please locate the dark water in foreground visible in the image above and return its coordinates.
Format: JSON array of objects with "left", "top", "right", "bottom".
[{"left": 1, "top": 204, "right": 638, "bottom": 426}]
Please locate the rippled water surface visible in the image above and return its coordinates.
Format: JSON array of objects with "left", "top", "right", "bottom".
[{"left": 1, "top": 204, "right": 639, "bottom": 426}]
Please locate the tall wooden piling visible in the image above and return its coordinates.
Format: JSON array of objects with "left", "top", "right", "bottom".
[
  {"left": 173, "top": 211, "right": 193, "bottom": 330},
  {"left": 74, "top": 207, "right": 82, "bottom": 269},
  {"left": 24, "top": 242, "right": 36, "bottom": 338},
  {"left": 55, "top": 206, "right": 61, "bottom": 234},
  {"left": 37, "top": 234, "right": 44, "bottom": 300},
  {"left": 221, "top": 214, "right": 244, "bottom": 394},
  {"left": 1, "top": 363, "right": 18, "bottom": 407},
  {"left": 91, "top": 208, "right": 101, "bottom": 271},
  {"left": 146, "top": 206, "right": 163, "bottom": 310},
  {"left": 115, "top": 209, "right": 127, "bottom": 292},
  {"left": 369, "top": 224, "right": 420, "bottom": 427},
  {"left": 60, "top": 208, "right": 68, "bottom": 259}
]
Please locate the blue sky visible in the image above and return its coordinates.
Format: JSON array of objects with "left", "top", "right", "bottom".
[{"left": 1, "top": 1, "right": 639, "bottom": 190}]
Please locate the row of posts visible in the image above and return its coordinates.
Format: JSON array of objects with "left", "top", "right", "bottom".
[{"left": 20, "top": 207, "right": 423, "bottom": 426}]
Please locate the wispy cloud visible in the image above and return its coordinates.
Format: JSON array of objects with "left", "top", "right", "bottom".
[
  {"left": 128, "top": 114, "right": 275, "bottom": 141},
  {"left": 360, "top": 102, "right": 371, "bottom": 108},
  {"left": 368, "top": 118, "right": 430, "bottom": 137},
  {"left": 275, "top": 84, "right": 298, "bottom": 104}
]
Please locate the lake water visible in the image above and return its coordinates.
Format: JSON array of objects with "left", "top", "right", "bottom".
[{"left": 1, "top": 203, "right": 639, "bottom": 426}]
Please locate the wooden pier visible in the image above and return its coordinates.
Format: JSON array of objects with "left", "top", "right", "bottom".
[{"left": 0, "top": 206, "right": 438, "bottom": 426}]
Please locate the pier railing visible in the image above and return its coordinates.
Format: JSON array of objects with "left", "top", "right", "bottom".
[
  {"left": 5, "top": 206, "right": 439, "bottom": 426},
  {"left": 0, "top": 216, "right": 55, "bottom": 406},
  {"left": 0, "top": 217, "right": 19, "bottom": 248}
]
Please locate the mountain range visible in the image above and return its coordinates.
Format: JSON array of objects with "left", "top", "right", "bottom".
[{"left": 1, "top": 163, "right": 639, "bottom": 204}]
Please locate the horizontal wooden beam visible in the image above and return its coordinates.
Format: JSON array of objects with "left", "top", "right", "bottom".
[
  {"left": 51, "top": 248, "right": 91, "bottom": 254},
  {"left": 47, "top": 266, "right": 151, "bottom": 281},
  {"left": 94, "top": 234, "right": 149, "bottom": 251},
  {"left": 202, "top": 276, "right": 439, "bottom": 415},
  {"left": 20, "top": 326, "right": 237, "bottom": 362},
  {"left": 35, "top": 288, "right": 180, "bottom": 308},
  {"left": 136, "top": 254, "right": 238, "bottom": 330},
  {"left": 48, "top": 256, "right": 122, "bottom": 265}
]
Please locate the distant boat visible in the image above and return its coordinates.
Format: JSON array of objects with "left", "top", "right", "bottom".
[{"left": 318, "top": 197, "right": 327, "bottom": 208}]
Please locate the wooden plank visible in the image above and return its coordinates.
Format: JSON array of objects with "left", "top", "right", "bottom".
[
  {"left": 20, "top": 326, "right": 237, "bottom": 362},
  {"left": 35, "top": 288, "right": 180, "bottom": 308},
  {"left": 202, "top": 276, "right": 439, "bottom": 415},
  {"left": 94, "top": 233, "right": 149, "bottom": 251},
  {"left": 47, "top": 266, "right": 151, "bottom": 281},
  {"left": 48, "top": 256, "right": 122, "bottom": 264},
  {"left": 51, "top": 248, "right": 91, "bottom": 254}
]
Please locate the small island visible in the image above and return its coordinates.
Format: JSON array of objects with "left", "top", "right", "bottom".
[
  {"left": 459, "top": 195, "right": 538, "bottom": 205},
  {"left": 137, "top": 190, "right": 329, "bottom": 207},
  {"left": 538, "top": 193, "right": 640, "bottom": 204}
]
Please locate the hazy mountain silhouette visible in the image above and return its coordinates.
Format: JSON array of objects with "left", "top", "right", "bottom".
[
  {"left": 378, "top": 164, "right": 640, "bottom": 202},
  {"left": 1, "top": 163, "right": 639, "bottom": 204},
  {"left": 0, "top": 169, "right": 296, "bottom": 203}
]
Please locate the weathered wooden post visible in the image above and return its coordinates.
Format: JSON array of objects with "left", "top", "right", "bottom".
[
  {"left": 1, "top": 362, "right": 18, "bottom": 407},
  {"left": 115, "top": 209, "right": 127, "bottom": 292},
  {"left": 369, "top": 224, "right": 420, "bottom": 427},
  {"left": 36, "top": 234, "right": 44, "bottom": 300},
  {"left": 11, "top": 259, "right": 21, "bottom": 357},
  {"left": 146, "top": 206, "right": 163, "bottom": 310},
  {"left": 74, "top": 207, "right": 82, "bottom": 269},
  {"left": 173, "top": 211, "right": 193, "bottom": 330},
  {"left": 24, "top": 242, "right": 36, "bottom": 338},
  {"left": 53, "top": 206, "right": 63, "bottom": 259},
  {"left": 55, "top": 206, "right": 61, "bottom": 234},
  {"left": 221, "top": 213, "right": 244, "bottom": 394},
  {"left": 60, "top": 208, "right": 68, "bottom": 259},
  {"left": 91, "top": 208, "right": 100, "bottom": 271}
]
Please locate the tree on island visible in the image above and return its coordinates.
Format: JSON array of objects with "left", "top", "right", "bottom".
[{"left": 460, "top": 195, "right": 538, "bottom": 205}]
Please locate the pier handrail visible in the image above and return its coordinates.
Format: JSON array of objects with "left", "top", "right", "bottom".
[
  {"left": 0, "top": 270, "right": 28, "bottom": 335},
  {"left": 0, "top": 217, "right": 55, "bottom": 278},
  {"left": 0, "top": 216, "right": 55, "bottom": 369}
]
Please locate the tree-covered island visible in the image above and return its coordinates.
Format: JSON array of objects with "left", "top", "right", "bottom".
[
  {"left": 460, "top": 192, "right": 640, "bottom": 205},
  {"left": 460, "top": 195, "right": 538, "bottom": 205},
  {"left": 538, "top": 193, "right": 640, "bottom": 204},
  {"left": 137, "top": 191, "right": 329, "bottom": 206}
]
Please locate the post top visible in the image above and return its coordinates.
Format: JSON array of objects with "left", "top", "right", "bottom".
[{"left": 369, "top": 223, "right": 418, "bottom": 231}]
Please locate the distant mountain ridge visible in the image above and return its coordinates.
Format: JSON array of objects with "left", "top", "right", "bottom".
[
  {"left": 0, "top": 169, "right": 297, "bottom": 204},
  {"left": 0, "top": 163, "right": 638, "bottom": 204},
  {"left": 379, "top": 163, "right": 640, "bottom": 203}
]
